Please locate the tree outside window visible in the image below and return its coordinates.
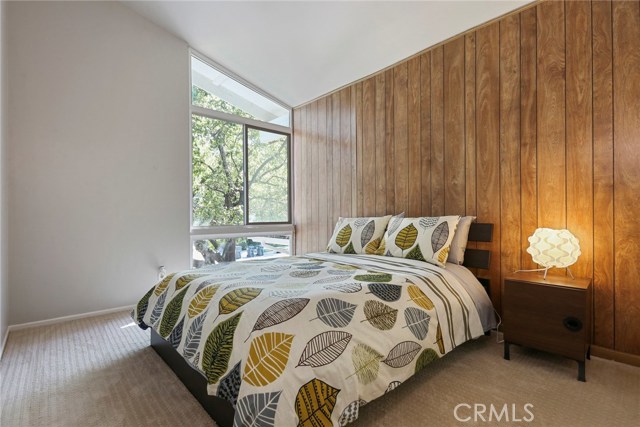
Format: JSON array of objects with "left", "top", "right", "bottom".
[{"left": 190, "top": 56, "right": 292, "bottom": 266}]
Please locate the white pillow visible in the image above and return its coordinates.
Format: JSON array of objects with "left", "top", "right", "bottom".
[
  {"left": 379, "top": 216, "right": 461, "bottom": 267},
  {"left": 448, "top": 216, "right": 477, "bottom": 265},
  {"left": 327, "top": 215, "right": 392, "bottom": 254}
]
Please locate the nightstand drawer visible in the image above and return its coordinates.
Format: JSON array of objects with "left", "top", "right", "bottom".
[{"left": 503, "top": 280, "right": 589, "bottom": 360}]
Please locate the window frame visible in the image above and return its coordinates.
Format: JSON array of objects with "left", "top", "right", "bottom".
[
  {"left": 190, "top": 50, "right": 291, "bottom": 130},
  {"left": 244, "top": 124, "right": 292, "bottom": 226},
  {"left": 189, "top": 49, "right": 294, "bottom": 264}
]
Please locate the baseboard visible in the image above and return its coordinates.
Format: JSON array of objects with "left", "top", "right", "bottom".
[
  {"left": 6, "top": 305, "right": 134, "bottom": 333},
  {"left": 0, "top": 305, "right": 134, "bottom": 361},
  {"left": 591, "top": 345, "right": 640, "bottom": 368}
]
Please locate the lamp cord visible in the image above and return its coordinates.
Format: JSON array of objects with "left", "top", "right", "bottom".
[{"left": 493, "top": 308, "right": 503, "bottom": 344}]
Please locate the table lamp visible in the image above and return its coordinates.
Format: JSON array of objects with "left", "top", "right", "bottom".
[{"left": 520, "top": 228, "right": 581, "bottom": 279}]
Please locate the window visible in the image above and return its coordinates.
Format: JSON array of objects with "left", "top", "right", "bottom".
[
  {"left": 192, "top": 235, "right": 291, "bottom": 268},
  {"left": 246, "top": 127, "right": 290, "bottom": 223},
  {"left": 190, "top": 52, "right": 292, "bottom": 267},
  {"left": 192, "top": 116, "right": 245, "bottom": 226},
  {"left": 191, "top": 56, "right": 290, "bottom": 126}
]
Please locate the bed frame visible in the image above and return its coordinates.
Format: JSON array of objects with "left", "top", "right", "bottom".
[
  {"left": 151, "top": 328, "right": 234, "bottom": 426},
  {"left": 150, "top": 222, "right": 494, "bottom": 427}
]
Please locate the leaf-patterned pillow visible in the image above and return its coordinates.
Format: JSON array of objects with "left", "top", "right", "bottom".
[
  {"left": 326, "top": 216, "right": 392, "bottom": 254},
  {"left": 374, "top": 213, "right": 405, "bottom": 255},
  {"left": 379, "top": 216, "right": 461, "bottom": 267}
]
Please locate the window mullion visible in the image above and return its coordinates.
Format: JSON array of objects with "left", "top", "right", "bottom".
[
  {"left": 191, "top": 106, "right": 290, "bottom": 134},
  {"left": 243, "top": 124, "right": 249, "bottom": 226}
]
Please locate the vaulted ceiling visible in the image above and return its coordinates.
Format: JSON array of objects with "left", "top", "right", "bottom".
[{"left": 123, "top": 1, "right": 532, "bottom": 107}]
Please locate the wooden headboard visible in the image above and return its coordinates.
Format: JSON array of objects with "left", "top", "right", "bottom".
[
  {"left": 462, "top": 223, "right": 493, "bottom": 270},
  {"left": 462, "top": 223, "right": 493, "bottom": 295}
]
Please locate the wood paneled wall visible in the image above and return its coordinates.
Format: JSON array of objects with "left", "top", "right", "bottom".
[{"left": 292, "top": 0, "right": 640, "bottom": 355}]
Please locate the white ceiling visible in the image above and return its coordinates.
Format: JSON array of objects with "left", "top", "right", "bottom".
[{"left": 123, "top": 1, "right": 532, "bottom": 107}]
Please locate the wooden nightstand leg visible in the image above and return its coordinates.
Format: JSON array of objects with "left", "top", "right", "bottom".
[
  {"left": 578, "top": 361, "right": 586, "bottom": 382},
  {"left": 504, "top": 342, "right": 510, "bottom": 360},
  {"left": 586, "top": 346, "right": 591, "bottom": 360}
]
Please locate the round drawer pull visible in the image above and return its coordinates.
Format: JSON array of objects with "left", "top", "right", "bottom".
[{"left": 563, "top": 316, "right": 582, "bottom": 332}]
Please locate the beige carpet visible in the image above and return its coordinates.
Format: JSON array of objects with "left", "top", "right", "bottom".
[{"left": 1, "top": 311, "right": 638, "bottom": 427}]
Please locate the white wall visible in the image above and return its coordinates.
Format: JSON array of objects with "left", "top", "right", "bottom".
[
  {"left": 6, "top": 1, "right": 190, "bottom": 325},
  {"left": 1, "top": 0, "right": 9, "bottom": 347}
]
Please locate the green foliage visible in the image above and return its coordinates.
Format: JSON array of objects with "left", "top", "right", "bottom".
[
  {"left": 191, "top": 86, "right": 289, "bottom": 227},
  {"left": 247, "top": 130, "right": 289, "bottom": 223},
  {"left": 192, "top": 87, "right": 245, "bottom": 226}
]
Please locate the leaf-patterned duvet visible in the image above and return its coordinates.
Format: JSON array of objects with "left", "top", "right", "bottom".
[{"left": 132, "top": 253, "right": 485, "bottom": 426}]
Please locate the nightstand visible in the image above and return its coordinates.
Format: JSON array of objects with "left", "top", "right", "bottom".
[{"left": 502, "top": 272, "right": 592, "bottom": 381}]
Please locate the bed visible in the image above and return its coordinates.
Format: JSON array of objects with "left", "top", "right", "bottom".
[{"left": 134, "top": 222, "right": 494, "bottom": 427}]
